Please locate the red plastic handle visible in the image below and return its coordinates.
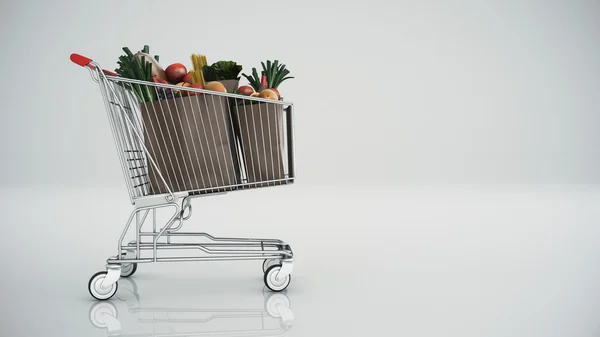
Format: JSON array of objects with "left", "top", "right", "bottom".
[
  {"left": 70, "top": 53, "right": 92, "bottom": 67},
  {"left": 70, "top": 53, "right": 118, "bottom": 76}
]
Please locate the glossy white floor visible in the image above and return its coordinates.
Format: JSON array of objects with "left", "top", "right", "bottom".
[{"left": 2, "top": 184, "right": 600, "bottom": 337}]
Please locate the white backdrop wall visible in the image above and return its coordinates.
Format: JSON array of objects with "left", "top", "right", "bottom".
[{"left": 1, "top": 0, "right": 599, "bottom": 188}]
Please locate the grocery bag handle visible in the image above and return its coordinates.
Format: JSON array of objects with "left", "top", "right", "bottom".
[{"left": 70, "top": 53, "right": 118, "bottom": 76}]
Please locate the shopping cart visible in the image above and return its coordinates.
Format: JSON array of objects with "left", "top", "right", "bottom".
[{"left": 70, "top": 54, "right": 296, "bottom": 300}]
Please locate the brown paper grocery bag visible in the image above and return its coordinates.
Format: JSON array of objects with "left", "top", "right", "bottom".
[
  {"left": 234, "top": 102, "right": 286, "bottom": 186},
  {"left": 140, "top": 94, "right": 240, "bottom": 194},
  {"left": 217, "top": 79, "right": 239, "bottom": 93}
]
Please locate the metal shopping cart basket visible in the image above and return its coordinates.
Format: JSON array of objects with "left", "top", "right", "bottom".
[{"left": 70, "top": 54, "right": 296, "bottom": 300}]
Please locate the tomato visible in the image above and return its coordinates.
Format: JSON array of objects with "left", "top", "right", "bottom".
[{"left": 165, "top": 63, "right": 187, "bottom": 84}]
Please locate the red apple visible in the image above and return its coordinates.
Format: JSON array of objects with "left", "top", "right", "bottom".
[
  {"left": 182, "top": 72, "right": 193, "bottom": 84},
  {"left": 165, "top": 63, "right": 187, "bottom": 84},
  {"left": 238, "top": 85, "right": 254, "bottom": 96},
  {"left": 188, "top": 82, "right": 204, "bottom": 96}
]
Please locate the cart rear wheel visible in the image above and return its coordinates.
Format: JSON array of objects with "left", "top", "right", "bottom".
[
  {"left": 120, "top": 263, "right": 137, "bottom": 278},
  {"left": 262, "top": 259, "right": 280, "bottom": 273},
  {"left": 264, "top": 265, "right": 291, "bottom": 292},
  {"left": 120, "top": 252, "right": 137, "bottom": 278},
  {"left": 89, "top": 271, "right": 118, "bottom": 301}
]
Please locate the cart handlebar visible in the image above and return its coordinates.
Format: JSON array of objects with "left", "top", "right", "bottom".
[{"left": 70, "top": 53, "right": 118, "bottom": 77}]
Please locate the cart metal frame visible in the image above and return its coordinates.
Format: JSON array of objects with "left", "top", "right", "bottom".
[{"left": 71, "top": 54, "right": 295, "bottom": 301}]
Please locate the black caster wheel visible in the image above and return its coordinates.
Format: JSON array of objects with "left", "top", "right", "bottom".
[
  {"left": 88, "top": 271, "right": 118, "bottom": 301},
  {"left": 264, "top": 264, "right": 291, "bottom": 292}
]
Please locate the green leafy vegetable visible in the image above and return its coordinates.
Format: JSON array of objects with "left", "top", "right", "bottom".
[
  {"left": 115, "top": 45, "right": 157, "bottom": 102},
  {"left": 242, "top": 60, "right": 294, "bottom": 91},
  {"left": 202, "top": 65, "right": 218, "bottom": 82},
  {"left": 202, "top": 61, "right": 243, "bottom": 81}
]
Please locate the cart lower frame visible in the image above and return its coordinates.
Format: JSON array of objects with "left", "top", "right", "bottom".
[{"left": 88, "top": 193, "right": 294, "bottom": 301}]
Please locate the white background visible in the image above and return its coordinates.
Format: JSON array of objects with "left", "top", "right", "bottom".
[
  {"left": 1, "top": 0, "right": 599, "bottom": 187},
  {"left": 1, "top": 1, "right": 600, "bottom": 336}
]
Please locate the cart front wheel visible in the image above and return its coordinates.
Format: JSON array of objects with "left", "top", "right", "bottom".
[
  {"left": 262, "top": 259, "right": 280, "bottom": 273},
  {"left": 264, "top": 265, "right": 291, "bottom": 292},
  {"left": 89, "top": 271, "right": 118, "bottom": 300}
]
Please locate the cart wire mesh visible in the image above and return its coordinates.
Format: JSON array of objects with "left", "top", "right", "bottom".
[{"left": 96, "top": 73, "right": 296, "bottom": 203}]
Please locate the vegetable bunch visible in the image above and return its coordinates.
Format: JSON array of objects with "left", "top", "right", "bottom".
[
  {"left": 115, "top": 45, "right": 157, "bottom": 102},
  {"left": 242, "top": 60, "right": 293, "bottom": 92},
  {"left": 202, "top": 61, "right": 243, "bottom": 81}
]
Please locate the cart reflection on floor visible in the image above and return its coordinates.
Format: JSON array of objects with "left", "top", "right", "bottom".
[{"left": 89, "top": 279, "right": 294, "bottom": 337}]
